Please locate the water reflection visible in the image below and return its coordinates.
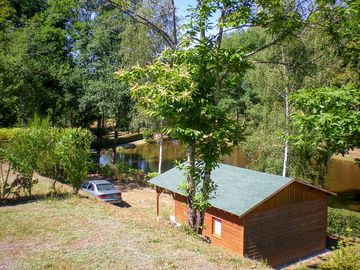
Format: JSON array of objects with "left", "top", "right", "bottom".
[{"left": 101, "top": 140, "right": 186, "bottom": 173}]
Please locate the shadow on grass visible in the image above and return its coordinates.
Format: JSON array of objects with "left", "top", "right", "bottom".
[
  {"left": 113, "top": 201, "right": 131, "bottom": 208},
  {"left": 116, "top": 182, "right": 146, "bottom": 192},
  {"left": 0, "top": 192, "right": 73, "bottom": 207}
]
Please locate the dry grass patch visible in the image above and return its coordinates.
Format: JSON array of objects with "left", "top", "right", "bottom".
[{"left": 0, "top": 176, "right": 269, "bottom": 270}]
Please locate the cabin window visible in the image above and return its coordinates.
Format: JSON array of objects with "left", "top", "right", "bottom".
[{"left": 212, "top": 218, "right": 222, "bottom": 237}]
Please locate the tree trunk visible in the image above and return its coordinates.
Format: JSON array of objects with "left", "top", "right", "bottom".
[
  {"left": 281, "top": 49, "right": 289, "bottom": 177},
  {"left": 282, "top": 92, "right": 289, "bottom": 177},
  {"left": 197, "top": 170, "right": 211, "bottom": 234},
  {"left": 112, "top": 128, "right": 118, "bottom": 165},
  {"left": 52, "top": 164, "right": 58, "bottom": 192},
  {"left": 170, "top": 0, "right": 177, "bottom": 46},
  {"left": 96, "top": 117, "right": 102, "bottom": 155},
  {"left": 186, "top": 145, "right": 198, "bottom": 230},
  {"left": 197, "top": 211, "right": 205, "bottom": 234},
  {"left": 158, "top": 134, "right": 163, "bottom": 174},
  {"left": 158, "top": 120, "right": 164, "bottom": 174},
  {"left": 28, "top": 171, "right": 34, "bottom": 196},
  {"left": 0, "top": 163, "right": 11, "bottom": 199}
]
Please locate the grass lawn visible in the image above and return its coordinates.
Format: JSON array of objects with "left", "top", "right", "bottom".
[{"left": 0, "top": 176, "right": 270, "bottom": 270}]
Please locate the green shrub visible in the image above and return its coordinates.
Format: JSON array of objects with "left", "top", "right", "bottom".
[
  {"left": 99, "top": 164, "right": 117, "bottom": 179},
  {"left": 88, "top": 162, "right": 101, "bottom": 174},
  {"left": 96, "top": 162, "right": 151, "bottom": 187},
  {"left": 115, "top": 163, "right": 131, "bottom": 173},
  {"left": 147, "top": 172, "right": 159, "bottom": 179},
  {"left": 143, "top": 130, "right": 154, "bottom": 143},
  {"left": 0, "top": 128, "right": 20, "bottom": 144},
  {"left": 322, "top": 237, "right": 360, "bottom": 270},
  {"left": 328, "top": 208, "right": 360, "bottom": 238},
  {"left": 1, "top": 127, "right": 92, "bottom": 196},
  {"left": 128, "top": 168, "right": 147, "bottom": 185}
]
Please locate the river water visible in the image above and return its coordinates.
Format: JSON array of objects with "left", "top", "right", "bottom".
[{"left": 100, "top": 140, "right": 360, "bottom": 211}]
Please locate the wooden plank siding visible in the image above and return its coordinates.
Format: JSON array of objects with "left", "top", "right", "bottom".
[
  {"left": 172, "top": 181, "right": 328, "bottom": 267},
  {"left": 249, "top": 181, "right": 328, "bottom": 214},
  {"left": 243, "top": 182, "right": 328, "bottom": 267},
  {"left": 174, "top": 194, "right": 245, "bottom": 255}
]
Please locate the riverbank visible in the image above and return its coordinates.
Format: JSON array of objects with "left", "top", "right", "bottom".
[
  {"left": 332, "top": 149, "right": 360, "bottom": 162},
  {"left": 116, "top": 138, "right": 147, "bottom": 150}
]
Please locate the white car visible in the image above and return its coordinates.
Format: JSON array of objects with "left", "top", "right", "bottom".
[{"left": 81, "top": 180, "right": 122, "bottom": 204}]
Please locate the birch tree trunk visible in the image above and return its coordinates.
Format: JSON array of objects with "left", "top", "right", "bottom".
[
  {"left": 158, "top": 132, "right": 163, "bottom": 174},
  {"left": 281, "top": 49, "right": 289, "bottom": 177},
  {"left": 282, "top": 92, "right": 289, "bottom": 177}
]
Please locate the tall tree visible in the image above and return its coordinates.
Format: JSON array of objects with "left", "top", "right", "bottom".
[
  {"left": 222, "top": 11, "right": 348, "bottom": 181},
  {"left": 0, "top": 0, "right": 83, "bottom": 127},
  {"left": 291, "top": 85, "right": 360, "bottom": 186},
  {"left": 117, "top": 0, "right": 316, "bottom": 232}
]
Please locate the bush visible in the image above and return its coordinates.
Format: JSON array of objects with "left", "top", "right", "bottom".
[
  {"left": 2, "top": 127, "right": 46, "bottom": 196},
  {"left": 0, "top": 128, "right": 20, "bottom": 144},
  {"left": 99, "top": 164, "right": 117, "bottom": 179},
  {"left": 328, "top": 208, "right": 360, "bottom": 238},
  {"left": 96, "top": 163, "right": 151, "bottom": 186},
  {"left": 147, "top": 172, "right": 159, "bottom": 179},
  {"left": 88, "top": 162, "right": 101, "bottom": 174},
  {"left": 322, "top": 237, "right": 360, "bottom": 270},
  {"left": 54, "top": 128, "right": 92, "bottom": 193},
  {"left": 128, "top": 168, "right": 147, "bottom": 185},
  {"left": 1, "top": 127, "right": 92, "bottom": 197},
  {"left": 143, "top": 130, "right": 154, "bottom": 143}
]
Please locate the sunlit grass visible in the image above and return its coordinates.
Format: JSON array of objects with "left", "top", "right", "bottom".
[{"left": 0, "top": 177, "right": 269, "bottom": 270}]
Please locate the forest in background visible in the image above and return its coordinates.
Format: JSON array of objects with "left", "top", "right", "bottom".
[{"left": 0, "top": 0, "right": 359, "bottom": 187}]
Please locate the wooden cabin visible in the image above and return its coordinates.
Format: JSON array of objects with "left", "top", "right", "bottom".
[{"left": 149, "top": 163, "right": 334, "bottom": 268}]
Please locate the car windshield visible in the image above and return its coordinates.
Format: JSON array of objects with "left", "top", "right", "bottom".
[{"left": 96, "top": 183, "right": 115, "bottom": 191}]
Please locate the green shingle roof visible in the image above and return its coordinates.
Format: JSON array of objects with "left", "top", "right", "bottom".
[{"left": 149, "top": 163, "right": 294, "bottom": 217}]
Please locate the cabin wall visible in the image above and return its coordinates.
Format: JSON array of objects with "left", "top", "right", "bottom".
[
  {"left": 174, "top": 194, "right": 244, "bottom": 255},
  {"left": 250, "top": 181, "right": 328, "bottom": 213},
  {"left": 243, "top": 182, "right": 328, "bottom": 267}
]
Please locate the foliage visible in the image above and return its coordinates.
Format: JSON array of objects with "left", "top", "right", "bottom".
[
  {"left": 217, "top": 1, "right": 359, "bottom": 184},
  {"left": 316, "top": 0, "right": 360, "bottom": 85},
  {"left": 50, "top": 128, "right": 92, "bottom": 193},
  {"left": 322, "top": 237, "right": 360, "bottom": 270},
  {"left": 2, "top": 128, "right": 45, "bottom": 196},
  {"left": 77, "top": 5, "right": 132, "bottom": 132},
  {"left": 291, "top": 84, "right": 359, "bottom": 184},
  {"left": 0, "top": 126, "right": 92, "bottom": 196},
  {"left": 328, "top": 208, "right": 360, "bottom": 239},
  {"left": 146, "top": 172, "right": 159, "bottom": 179},
  {"left": 0, "top": 0, "right": 168, "bottom": 128},
  {"left": 0, "top": 0, "right": 83, "bottom": 127},
  {"left": 116, "top": 0, "right": 323, "bottom": 232},
  {"left": 0, "top": 128, "right": 20, "bottom": 144},
  {"left": 117, "top": 59, "right": 241, "bottom": 214},
  {"left": 143, "top": 130, "right": 155, "bottom": 143},
  {"left": 97, "top": 163, "right": 150, "bottom": 186},
  {"left": 291, "top": 85, "right": 360, "bottom": 156}
]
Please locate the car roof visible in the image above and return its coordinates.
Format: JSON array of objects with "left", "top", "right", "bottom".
[{"left": 86, "top": 180, "right": 112, "bottom": 185}]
